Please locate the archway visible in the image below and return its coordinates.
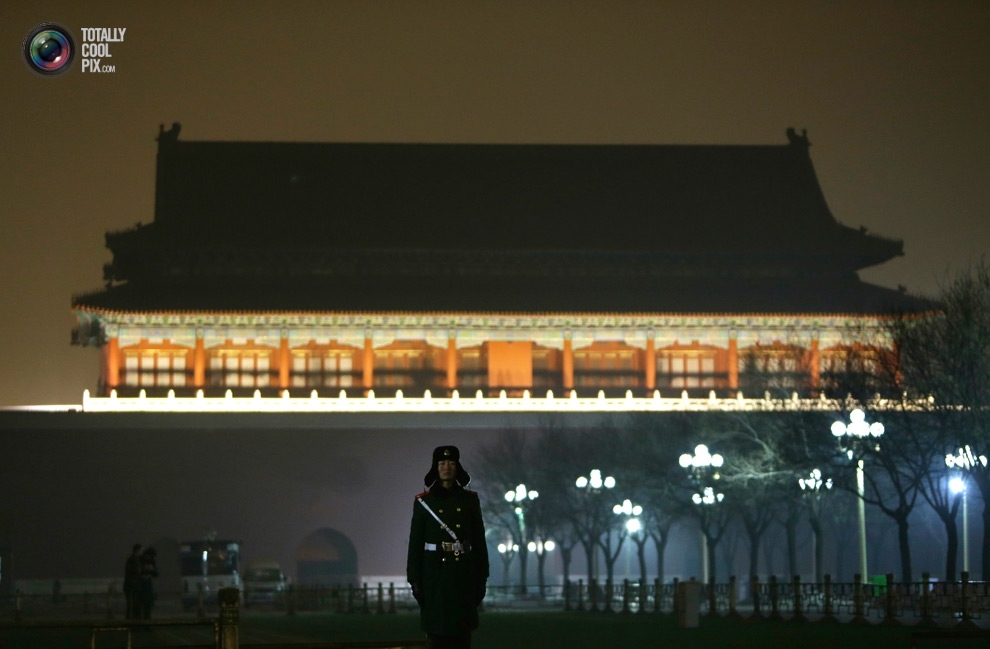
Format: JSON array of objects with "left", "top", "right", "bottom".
[{"left": 294, "top": 528, "right": 358, "bottom": 585}]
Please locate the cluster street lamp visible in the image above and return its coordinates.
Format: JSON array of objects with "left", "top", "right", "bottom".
[
  {"left": 496, "top": 541, "right": 518, "bottom": 589},
  {"left": 679, "top": 444, "right": 725, "bottom": 584},
  {"left": 831, "top": 408, "right": 884, "bottom": 584},
  {"left": 575, "top": 469, "right": 616, "bottom": 492},
  {"left": 505, "top": 484, "right": 539, "bottom": 594},
  {"left": 946, "top": 445, "right": 988, "bottom": 574},
  {"left": 574, "top": 469, "right": 615, "bottom": 598},
  {"left": 527, "top": 538, "right": 556, "bottom": 597},
  {"left": 798, "top": 468, "right": 833, "bottom": 583},
  {"left": 613, "top": 499, "right": 644, "bottom": 582}
]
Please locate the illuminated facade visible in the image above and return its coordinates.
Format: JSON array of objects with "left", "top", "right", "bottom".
[{"left": 71, "top": 126, "right": 927, "bottom": 398}]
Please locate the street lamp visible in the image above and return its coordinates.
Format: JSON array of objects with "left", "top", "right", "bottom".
[
  {"left": 574, "top": 469, "right": 615, "bottom": 588},
  {"left": 948, "top": 477, "right": 968, "bottom": 575},
  {"left": 527, "top": 539, "right": 556, "bottom": 554},
  {"left": 575, "top": 469, "right": 616, "bottom": 491},
  {"left": 527, "top": 538, "right": 555, "bottom": 597},
  {"left": 690, "top": 487, "right": 724, "bottom": 506},
  {"left": 798, "top": 468, "right": 833, "bottom": 493},
  {"left": 496, "top": 541, "right": 519, "bottom": 589},
  {"left": 505, "top": 484, "right": 539, "bottom": 507},
  {"left": 612, "top": 499, "right": 643, "bottom": 581},
  {"left": 831, "top": 408, "right": 884, "bottom": 584},
  {"left": 946, "top": 445, "right": 988, "bottom": 575},
  {"left": 798, "top": 468, "right": 833, "bottom": 583},
  {"left": 505, "top": 484, "right": 538, "bottom": 594},
  {"left": 679, "top": 444, "right": 724, "bottom": 583}
]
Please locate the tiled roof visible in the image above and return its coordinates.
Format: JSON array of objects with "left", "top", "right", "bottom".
[
  {"left": 79, "top": 128, "right": 924, "bottom": 317},
  {"left": 73, "top": 275, "right": 932, "bottom": 316},
  {"left": 144, "top": 130, "right": 901, "bottom": 260}
]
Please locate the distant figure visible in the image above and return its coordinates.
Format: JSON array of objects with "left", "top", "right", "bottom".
[
  {"left": 52, "top": 578, "right": 62, "bottom": 604},
  {"left": 407, "top": 446, "right": 489, "bottom": 649},
  {"left": 135, "top": 547, "right": 159, "bottom": 619},
  {"left": 124, "top": 544, "right": 142, "bottom": 619}
]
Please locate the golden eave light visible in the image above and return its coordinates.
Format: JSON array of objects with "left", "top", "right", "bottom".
[{"left": 10, "top": 390, "right": 931, "bottom": 415}]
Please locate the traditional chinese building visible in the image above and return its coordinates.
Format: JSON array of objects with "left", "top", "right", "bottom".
[{"left": 71, "top": 126, "right": 928, "bottom": 399}]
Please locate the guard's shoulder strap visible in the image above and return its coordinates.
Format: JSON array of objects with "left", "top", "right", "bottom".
[{"left": 416, "top": 496, "right": 459, "bottom": 541}]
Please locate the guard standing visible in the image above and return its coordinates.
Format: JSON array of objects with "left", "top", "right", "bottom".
[{"left": 407, "top": 446, "right": 489, "bottom": 649}]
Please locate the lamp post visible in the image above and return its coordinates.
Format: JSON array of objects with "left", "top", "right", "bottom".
[
  {"left": 679, "top": 444, "right": 724, "bottom": 584},
  {"left": 831, "top": 408, "right": 884, "bottom": 584},
  {"left": 946, "top": 445, "right": 988, "bottom": 575},
  {"left": 574, "top": 469, "right": 615, "bottom": 610},
  {"left": 612, "top": 499, "right": 643, "bottom": 581},
  {"left": 948, "top": 477, "right": 968, "bottom": 574},
  {"left": 496, "top": 541, "right": 518, "bottom": 590},
  {"left": 527, "top": 538, "right": 555, "bottom": 598},
  {"left": 798, "top": 468, "right": 833, "bottom": 583},
  {"left": 574, "top": 469, "right": 615, "bottom": 584},
  {"left": 575, "top": 469, "right": 616, "bottom": 491},
  {"left": 505, "top": 484, "right": 538, "bottom": 595}
]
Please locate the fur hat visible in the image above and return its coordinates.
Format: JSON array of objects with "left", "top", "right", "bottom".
[{"left": 424, "top": 445, "right": 471, "bottom": 488}]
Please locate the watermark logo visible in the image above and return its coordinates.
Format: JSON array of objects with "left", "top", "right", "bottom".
[
  {"left": 22, "top": 23, "right": 127, "bottom": 77},
  {"left": 21, "top": 22, "right": 76, "bottom": 76},
  {"left": 79, "top": 27, "right": 126, "bottom": 74}
]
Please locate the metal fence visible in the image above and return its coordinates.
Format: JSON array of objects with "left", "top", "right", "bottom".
[
  {"left": 556, "top": 572, "right": 989, "bottom": 627},
  {"left": 3, "top": 572, "right": 988, "bottom": 627}
]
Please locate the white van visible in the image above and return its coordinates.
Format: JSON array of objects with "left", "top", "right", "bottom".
[{"left": 243, "top": 559, "right": 287, "bottom": 607}]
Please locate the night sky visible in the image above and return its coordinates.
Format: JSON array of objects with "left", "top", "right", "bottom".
[{"left": 1, "top": 1, "right": 988, "bottom": 582}]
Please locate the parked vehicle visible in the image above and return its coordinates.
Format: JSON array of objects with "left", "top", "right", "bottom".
[
  {"left": 179, "top": 539, "right": 242, "bottom": 610},
  {"left": 243, "top": 559, "right": 287, "bottom": 607}
]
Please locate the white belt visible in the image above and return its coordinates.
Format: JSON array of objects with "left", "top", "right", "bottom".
[{"left": 424, "top": 541, "right": 471, "bottom": 554}]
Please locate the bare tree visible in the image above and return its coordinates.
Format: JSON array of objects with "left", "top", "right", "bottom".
[
  {"left": 620, "top": 413, "right": 690, "bottom": 586},
  {"left": 884, "top": 262, "right": 990, "bottom": 580},
  {"left": 473, "top": 427, "right": 538, "bottom": 592},
  {"left": 830, "top": 406, "right": 922, "bottom": 583}
]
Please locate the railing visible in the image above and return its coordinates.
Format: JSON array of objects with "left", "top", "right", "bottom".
[
  {"left": 269, "top": 573, "right": 990, "bottom": 626},
  {"left": 0, "top": 585, "right": 435, "bottom": 649},
  {"left": 1, "top": 586, "right": 238, "bottom": 648},
  {"left": 554, "top": 572, "right": 989, "bottom": 626},
  {"left": 5, "top": 573, "right": 988, "bottom": 628}
]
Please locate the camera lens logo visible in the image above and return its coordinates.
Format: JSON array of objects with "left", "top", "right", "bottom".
[{"left": 22, "top": 22, "right": 76, "bottom": 77}]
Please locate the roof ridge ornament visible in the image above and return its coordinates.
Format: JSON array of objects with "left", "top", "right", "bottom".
[
  {"left": 786, "top": 127, "right": 810, "bottom": 147},
  {"left": 157, "top": 121, "right": 181, "bottom": 144}
]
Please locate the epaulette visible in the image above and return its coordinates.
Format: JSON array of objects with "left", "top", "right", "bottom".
[
  {"left": 415, "top": 491, "right": 429, "bottom": 499},
  {"left": 465, "top": 489, "right": 478, "bottom": 495}
]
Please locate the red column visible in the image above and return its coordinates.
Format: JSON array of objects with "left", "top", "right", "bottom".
[
  {"left": 562, "top": 336, "right": 574, "bottom": 393},
  {"left": 278, "top": 332, "right": 290, "bottom": 392},
  {"left": 645, "top": 337, "right": 656, "bottom": 391},
  {"left": 106, "top": 336, "right": 120, "bottom": 394},
  {"left": 809, "top": 338, "right": 820, "bottom": 393},
  {"left": 363, "top": 335, "right": 374, "bottom": 392},
  {"left": 446, "top": 337, "right": 457, "bottom": 392},
  {"left": 728, "top": 335, "right": 739, "bottom": 392},
  {"left": 193, "top": 332, "right": 205, "bottom": 388}
]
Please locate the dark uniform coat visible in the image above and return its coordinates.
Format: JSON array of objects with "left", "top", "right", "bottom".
[{"left": 406, "top": 483, "right": 489, "bottom": 636}]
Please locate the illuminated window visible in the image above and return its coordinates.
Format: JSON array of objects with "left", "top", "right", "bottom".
[
  {"left": 370, "top": 342, "right": 445, "bottom": 393},
  {"left": 658, "top": 345, "right": 719, "bottom": 390},
  {"left": 573, "top": 343, "right": 641, "bottom": 391},
  {"left": 740, "top": 343, "right": 806, "bottom": 391},
  {"left": 212, "top": 352, "right": 274, "bottom": 389},
  {"left": 121, "top": 346, "right": 191, "bottom": 389},
  {"left": 290, "top": 346, "right": 359, "bottom": 390}
]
